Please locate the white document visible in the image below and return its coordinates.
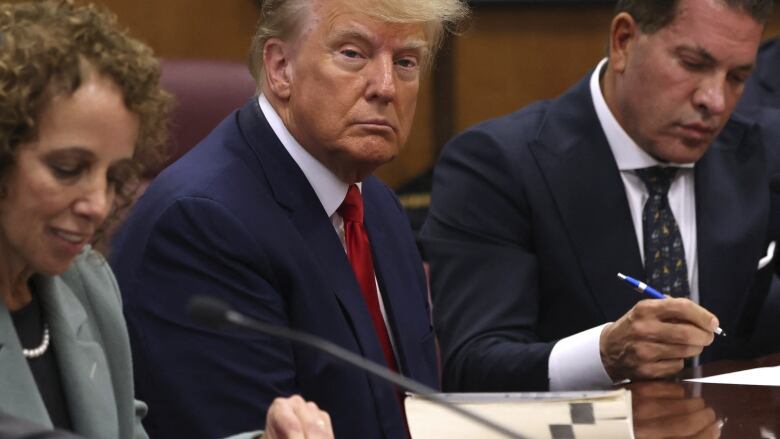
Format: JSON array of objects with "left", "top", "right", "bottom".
[
  {"left": 685, "top": 365, "right": 780, "bottom": 386},
  {"left": 405, "top": 389, "right": 634, "bottom": 439}
]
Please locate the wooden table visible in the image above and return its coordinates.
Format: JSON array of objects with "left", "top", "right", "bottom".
[{"left": 627, "top": 354, "right": 780, "bottom": 438}]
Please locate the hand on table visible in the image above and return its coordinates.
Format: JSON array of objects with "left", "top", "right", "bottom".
[
  {"left": 600, "top": 298, "right": 719, "bottom": 381},
  {"left": 261, "top": 395, "right": 334, "bottom": 439}
]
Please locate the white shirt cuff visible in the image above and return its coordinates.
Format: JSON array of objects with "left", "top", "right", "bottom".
[{"left": 548, "top": 323, "right": 614, "bottom": 390}]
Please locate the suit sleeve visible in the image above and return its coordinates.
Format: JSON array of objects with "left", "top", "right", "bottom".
[
  {"left": 421, "top": 127, "right": 556, "bottom": 392},
  {"left": 121, "top": 196, "right": 295, "bottom": 439}
]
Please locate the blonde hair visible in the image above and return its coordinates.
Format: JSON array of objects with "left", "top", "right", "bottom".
[{"left": 249, "top": 0, "right": 469, "bottom": 83}]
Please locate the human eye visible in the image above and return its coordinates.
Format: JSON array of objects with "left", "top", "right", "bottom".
[
  {"left": 44, "top": 149, "right": 95, "bottom": 181},
  {"left": 341, "top": 48, "right": 362, "bottom": 59},
  {"left": 728, "top": 70, "right": 751, "bottom": 85},
  {"left": 680, "top": 57, "right": 707, "bottom": 71},
  {"left": 47, "top": 160, "right": 86, "bottom": 180},
  {"left": 395, "top": 57, "right": 418, "bottom": 70}
]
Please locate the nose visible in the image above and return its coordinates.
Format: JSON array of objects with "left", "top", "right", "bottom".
[
  {"left": 692, "top": 73, "right": 728, "bottom": 116},
  {"left": 72, "top": 175, "right": 113, "bottom": 225},
  {"left": 365, "top": 54, "right": 396, "bottom": 103}
]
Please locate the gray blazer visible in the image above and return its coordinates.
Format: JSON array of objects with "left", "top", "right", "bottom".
[{"left": 0, "top": 249, "right": 147, "bottom": 439}]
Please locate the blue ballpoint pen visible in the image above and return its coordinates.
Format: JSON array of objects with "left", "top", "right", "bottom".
[{"left": 617, "top": 272, "right": 725, "bottom": 336}]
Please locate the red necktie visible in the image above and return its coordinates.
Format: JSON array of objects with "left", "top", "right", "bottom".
[{"left": 338, "top": 184, "right": 398, "bottom": 371}]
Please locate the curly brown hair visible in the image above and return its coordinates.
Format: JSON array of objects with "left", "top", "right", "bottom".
[{"left": 0, "top": 0, "right": 171, "bottom": 234}]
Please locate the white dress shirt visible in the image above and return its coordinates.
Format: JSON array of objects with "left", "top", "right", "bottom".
[
  {"left": 547, "top": 59, "right": 699, "bottom": 390},
  {"left": 257, "top": 95, "right": 398, "bottom": 353}
]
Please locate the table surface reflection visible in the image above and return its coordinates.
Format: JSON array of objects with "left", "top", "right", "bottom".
[{"left": 626, "top": 354, "right": 780, "bottom": 438}]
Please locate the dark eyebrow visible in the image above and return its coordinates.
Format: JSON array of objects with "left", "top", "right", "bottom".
[
  {"left": 329, "top": 28, "right": 373, "bottom": 46},
  {"left": 44, "top": 147, "right": 96, "bottom": 161},
  {"left": 675, "top": 45, "right": 717, "bottom": 65},
  {"left": 44, "top": 147, "right": 134, "bottom": 167}
]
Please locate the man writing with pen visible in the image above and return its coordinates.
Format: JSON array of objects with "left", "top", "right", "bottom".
[{"left": 422, "top": 0, "right": 780, "bottom": 394}]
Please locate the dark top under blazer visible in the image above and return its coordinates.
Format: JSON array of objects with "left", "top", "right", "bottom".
[
  {"left": 0, "top": 251, "right": 147, "bottom": 439},
  {"left": 422, "top": 72, "right": 780, "bottom": 392},
  {"left": 110, "top": 100, "right": 437, "bottom": 439}
]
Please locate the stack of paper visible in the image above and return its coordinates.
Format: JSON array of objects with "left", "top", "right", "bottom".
[
  {"left": 405, "top": 389, "right": 634, "bottom": 439},
  {"left": 685, "top": 365, "right": 780, "bottom": 386}
]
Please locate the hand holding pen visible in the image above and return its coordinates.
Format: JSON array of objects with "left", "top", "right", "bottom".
[
  {"left": 618, "top": 273, "right": 725, "bottom": 336},
  {"left": 597, "top": 273, "right": 723, "bottom": 382}
]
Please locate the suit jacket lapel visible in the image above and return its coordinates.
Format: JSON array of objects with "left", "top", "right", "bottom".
[
  {"left": 36, "top": 275, "right": 119, "bottom": 439},
  {"left": 695, "top": 114, "right": 768, "bottom": 329},
  {"left": 236, "top": 100, "right": 396, "bottom": 375},
  {"left": 363, "top": 181, "right": 413, "bottom": 374},
  {"left": 529, "top": 75, "right": 645, "bottom": 321},
  {"left": 0, "top": 304, "right": 51, "bottom": 427},
  {"left": 237, "top": 100, "right": 404, "bottom": 435}
]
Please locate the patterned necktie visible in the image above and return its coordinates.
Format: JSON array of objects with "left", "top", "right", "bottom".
[
  {"left": 338, "top": 184, "right": 398, "bottom": 371},
  {"left": 636, "top": 166, "right": 690, "bottom": 297}
]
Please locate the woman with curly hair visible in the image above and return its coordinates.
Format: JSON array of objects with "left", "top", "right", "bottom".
[{"left": 0, "top": 2, "right": 333, "bottom": 438}]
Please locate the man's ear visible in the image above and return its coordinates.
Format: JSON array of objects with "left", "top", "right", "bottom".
[
  {"left": 609, "top": 12, "right": 640, "bottom": 74},
  {"left": 263, "top": 37, "right": 294, "bottom": 100}
]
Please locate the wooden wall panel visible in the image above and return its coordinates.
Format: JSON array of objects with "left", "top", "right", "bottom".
[
  {"left": 8, "top": 1, "right": 780, "bottom": 187},
  {"left": 453, "top": 4, "right": 780, "bottom": 135},
  {"left": 453, "top": 4, "right": 614, "bottom": 132},
  {"left": 95, "top": 0, "right": 434, "bottom": 187},
  {"left": 98, "top": 0, "right": 259, "bottom": 61}
]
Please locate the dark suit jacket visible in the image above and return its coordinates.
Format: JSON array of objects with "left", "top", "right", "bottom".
[
  {"left": 741, "top": 38, "right": 780, "bottom": 109},
  {"left": 421, "top": 72, "right": 780, "bottom": 392},
  {"left": 110, "top": 100, "right": 437, "bottom": 439}
]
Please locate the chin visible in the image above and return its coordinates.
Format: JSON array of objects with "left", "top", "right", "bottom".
[
  {"left": 352, "top": 143, "right": 398, "bottom": 165},
  {"left": 36, "top": 259, "right": 76, "bottom": 276},
  {"left": 652, "top": 141, "right": 709, "bottom": 165}
]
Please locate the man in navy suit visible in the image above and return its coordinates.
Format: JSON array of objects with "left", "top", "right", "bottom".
[
  {"left": 423, "top": 0, "right": 780, "bottom": 394},
  {"left": 741, "top": 37, "right": 780, "bottom": 109},
  {"left": 110, "top": 0, "right": 467, "bottom": 437}
]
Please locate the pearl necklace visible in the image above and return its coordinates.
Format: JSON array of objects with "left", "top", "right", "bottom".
[{"left": 22, "top": 323, "right": 50, "bottom": 359}]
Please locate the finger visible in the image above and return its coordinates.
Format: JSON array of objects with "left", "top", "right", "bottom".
[
  {"left": 630, "top": 340, "right": 705, "bottom": 363},
  {"left": 625, "top": 306, "right": 715, "bottom": 346},
  {"left": 317, "top": 411, "right": 334, "bottom": 439},
  {"left": 265, "top": 396, "right": 306, "bottom": 439},
  {"left": 291, "top": 400, "right": 333, "bottom": 439},
  {"left": 632, "top": 357, "right": 685, "bottom": 379},
  {"left": 640, "top": 298, "right": 720, "bottom": 335},
  {"left": 689, "top": 418, "right": 724, "bottom": 439}
]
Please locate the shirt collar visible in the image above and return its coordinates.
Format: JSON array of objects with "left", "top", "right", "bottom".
[
  {"left": 258, "top": 95, "right": 358, "bottom": 217},
  {"left": 590, "top": 58, "right": 693, "bottom": 170}
]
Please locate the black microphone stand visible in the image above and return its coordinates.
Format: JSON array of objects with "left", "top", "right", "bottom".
[{"left": 189, "top": 296, "right": 526, "bottom": 439}]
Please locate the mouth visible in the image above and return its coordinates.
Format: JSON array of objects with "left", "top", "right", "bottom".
[
  {"left": 51, "top": 228, "right": 91, "bottom": 245},
  {"left": 354, "top": 119, "right": 395, "bottom": 131},
  {"left": 678, "top": 123, "right": 717, "bottom": 140}
]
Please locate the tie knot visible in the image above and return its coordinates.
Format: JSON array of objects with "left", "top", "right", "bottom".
[
  {"left": 636, "top": 166, "right": 678, "bottom": 195},
  {"left": 338, "top": 184, "right": 363, "bottom": 223}
]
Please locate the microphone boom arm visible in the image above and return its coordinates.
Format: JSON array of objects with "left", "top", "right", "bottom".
[{"left": 218, "top": 308, "right": 526, "bottom": 439}]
